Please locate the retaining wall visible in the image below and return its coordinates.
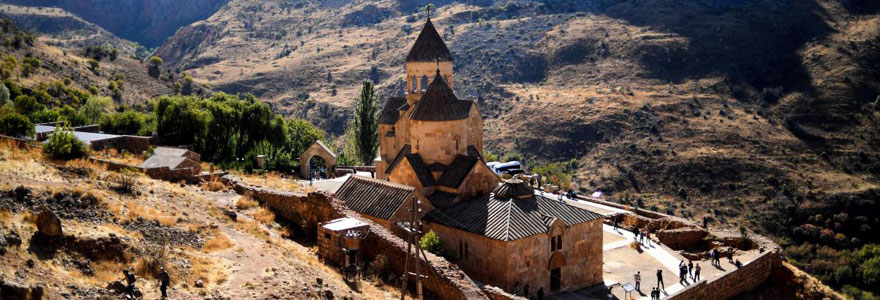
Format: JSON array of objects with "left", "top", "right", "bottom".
[
  {"left": 220, "top": 175, "right": 489, "bottom": 300},
  {"left": 667, "top": 251, "right": 781, "bottom": 300}
]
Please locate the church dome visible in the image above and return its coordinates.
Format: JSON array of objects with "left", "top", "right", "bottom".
[{"left": 493, "top": 179, "right": 534, "bottom": 200}]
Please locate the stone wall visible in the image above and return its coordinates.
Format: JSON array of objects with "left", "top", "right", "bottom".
[
  {"left": 90, "top": 136, "right": 153, "bottom": 154},
  {"left": 220, "top": 175, "right": 491, "bottom": 300},
  {"left": 144, "top": 167, "right": 198, "bottom": 183},
  {"left": 667, "top": 250, "right": 781, "bottom": 300},
  {"left": 655, "top": 227, "right": 709, "bottom": 250}
]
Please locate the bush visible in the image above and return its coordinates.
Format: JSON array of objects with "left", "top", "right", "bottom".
[
  {"left": 0, "top": 83, "right": 9, "bottom": 104},
  {"left": 1, "top": 55, "right": 17, "bottom": 79},
  {"left": 0, "top": 112, "right": 34, "bottom": 137},
  {"left": 43, "top": 125, "right": 88, "bottom": 160},
  {"left": 87, "top": 59, "right": 100, "bottom": 72},
  {"left": 14, "top": 95, "right": 43, "bottom": 116},
  {"left": 21, "top": 57, "right": 40, "bottom": 77},
  {"left": 112, "top": 169, "right": 138, "bottom": 194},
  {"left": 80, "top": 96, "right": 113, "bottom": 124},
  {"left": 419, "top": 230, "right": 452, "bottom": 259},
  {"left": 99, "top": 109, "right": 153, "bottom": 135}
]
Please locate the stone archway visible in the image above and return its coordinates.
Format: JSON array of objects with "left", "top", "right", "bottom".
[{"left": 299, "top": 140, "right": 337, "bottom": 178}]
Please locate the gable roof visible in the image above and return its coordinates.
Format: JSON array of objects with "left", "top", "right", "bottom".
[
  {"left": 405, "top": 153, "right": 436, "bottom": 187},
  {"left": 335, "top": 176, "right": 414, "bottom": 221},
  {"left": 436, "top": 155, "right": 478, "bottom": 188},
  {"left": 139, "top": 155, "right": 189, "bottom": 169},
  {"left": 423, "top": 181, "right": 603, "bottom": 241},
  {"left": 409, "top": 73, "right": 473, "bottom": 121},
  {"left": 379, "top": 96, "right": 407, "bottom": 125},
  {"left": 385, "top": 144, "right": 412, "bottom": 175},
  {"left": 406, "top": 18, "right": 453, "bottom": 63},
  {"left": 153, "top": 147, "right": 190, "bottom": 157},
  {"left": 310, "top": 140, "right": 337, "bottom": 159},
  {"left": 428, "top": 191, "right": 458, "bottom": 208}
]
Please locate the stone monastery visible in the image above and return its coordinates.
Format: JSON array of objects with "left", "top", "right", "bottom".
[{"left": 336, "top": 17, "right": 604, "bottom": 296}]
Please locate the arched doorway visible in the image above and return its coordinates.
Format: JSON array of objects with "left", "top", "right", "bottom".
[
  {"left": 299, "top": 141, "right": 337, "bottom": 179},
  {"left": 548, "top": 252, "right": 566, "bottom": 292}
]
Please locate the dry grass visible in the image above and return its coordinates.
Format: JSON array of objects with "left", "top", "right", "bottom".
[
  {"left": 202, "top": 230, "right": 235, "bottom": 253},
  {"left": 234, "top": 196, "right": 258, "bottom": 210},
  {"left": 235, "top": 219, "right": 269, "bottom": 241},
  {"left": 200, "top": 178, "right": 227, "bottom": 192},
  {"left": 95, "top": 148, "right": 143, "bottom": 166},
  {"left": 22, "top": 211, "right": 38, "bottom": 226},
  {"left": 252, "top": 206, "right": 275, "bottom": 225},
  {"left": 188, "top": 255, "right": 228, "bottom": 287},
  {"left": 239, "top": 171, "right": 299, "bottom": 191},
  {"left": 90, "top": 260, "right": 128, "bottom": 283}
]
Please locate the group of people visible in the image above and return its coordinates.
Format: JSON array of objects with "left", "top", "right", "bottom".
[
  {"left": 709, "top": 247, "right": 735, "bottom": 267},
  {"left": 678, "top": 260, "right": 702, "bottom": 284},
  {"left": 631, "top": 226, "right": 652, "bottom": 246},
  {"left": 120, "top": 267, "right": 171, "bottom": 299}
]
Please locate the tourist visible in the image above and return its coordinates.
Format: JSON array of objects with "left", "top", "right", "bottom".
[
  {"left": 688, "top": 260, "right": 694, "bottom": 279},
  {"left": 728, "top": 247, "right": 734, "bottom": 263},
  {"left": 679, "top": 264, "right": 687, "bottom": 285},
  {"left": 645, "top": 230, "right": 651, "bottom": 246},
  {"left": 709, "top": 248, "right": 717, "bottom": 266},
  {"left": 158, "top": 267, "right": 170, "bottom": 299},
  {"left": 613, "top": 215, "right": 619, "bottom": 231},
  {"left": 123, "top": 269, "right": 137, "bottom": 298},
  {"left": 537, "top": 287, "right": 544, "bottom": 300},
  {"left": 656, "top": 269, "right": 664, "bottom": 290},
  {"left": 703, "top": 215, "right": 709, "bottom": 228},
  {"left": 694, "top": 263, "right": 702, "bottom": 281},
  {"left": 634, "top": 271, "right": 641, "bottom": 291},
  {"left": 735, "top": 259, "right": 743, "bottom": 268},
  {"left": 651, "top": 287, "right": 659, "bottom": 299},
  {"left": 633, "top": 227, "right": 640, "bottom": 241},
  {"left": 536, "top": 174, "right": 542, "bottom": 189},
  {"left": 513, "top": 282, "right": 519, "bottom": 295}
]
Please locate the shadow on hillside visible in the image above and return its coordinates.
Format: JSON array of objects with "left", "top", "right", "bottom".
[{"left": 598, "top": 0, "right": 834, "bottom": 97}]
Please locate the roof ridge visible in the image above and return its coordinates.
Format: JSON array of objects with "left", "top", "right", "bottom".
[{"left": 350, "top": 175, "right": 415, "bottom": 191}]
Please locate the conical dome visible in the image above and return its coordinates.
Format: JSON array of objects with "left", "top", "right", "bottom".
[
  {"left": 406, "top": 18, "right": 453, "bottom": 63},
  {"left": 493, "top": 179, "right": 534, "bottom": 200}
]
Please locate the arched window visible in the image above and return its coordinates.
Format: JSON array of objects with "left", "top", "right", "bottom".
[
  {"left": 412, "top": 76, "right": 418, "bottom": 93},
  {"left": 421, "top": 75, "right": 428, "bottom": 92}
]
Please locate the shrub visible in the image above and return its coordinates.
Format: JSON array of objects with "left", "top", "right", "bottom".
[
  {"left": 1, "top": 55, "right": 17, "bottom": 78},
  {"left": 419, "top": 230, "right": 452, "bottom": 259},
  {"left": 14, "top": 95, "right": 43, "bottom": 116},
  {"left": 21, "top": 57, "right": 40, "bottom": 77},
  {"left": 87, "top": 59, "right": 100, "bottom": 72},
  {"left": 80, "top": 96, "right": 113, "bottom": 124},
  {"left": 43, "top": 125, "right": 88, "bottom": 160},
  {"left": 113, "top": 169, "right": 138, "bottom": 194},
  {"left": 0, "top": 112, "right": 34, "bottom": 137},
  {"left": 0, "top": 83, "right": 8, "bottom": 104},
  {"left": 100, "top": 109, "right": 152, "bottom": 135}
]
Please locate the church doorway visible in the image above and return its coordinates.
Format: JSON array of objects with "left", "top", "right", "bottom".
[{"left": 550, "top": 268, "right": 561, "bottom": 292}]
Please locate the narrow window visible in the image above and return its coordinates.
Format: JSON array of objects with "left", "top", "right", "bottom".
[
  {"left": 557, "top": 235, "right": 563, "bottom": 250},
  {"left": 421, "top": 75, "right": 428, "bottom": 92}
]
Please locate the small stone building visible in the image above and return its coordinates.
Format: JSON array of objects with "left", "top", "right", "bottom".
[
  {"left": 139, "top": 147, "right": 202, "bottom": 181},
  {"left": 317, "top": 217, "right": 370, "bottom": 267}
]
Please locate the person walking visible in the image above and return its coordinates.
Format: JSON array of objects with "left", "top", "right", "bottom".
[
  {"left": 634, "top": 271, "right": 641, "bottom": 291},
  {"left": 633, "top": 227, "right": 640, "bottom": 241},
  {"left": 688, "top": 260, "right": 694, "bottom": 279},
  {"left": 694, "top": 263, "right": 702, "bottom": 282},
  {"left": 123, "top": 269, "right": 137, "bottom": 298},
  {"left": 728, "top": 247, "right": 734, "bottom": 263},
  {"left": 613, "top": 215, "right": 619, "bottom": 231},
  {"left": 656, "top": 269, "right": 664, "bottom": 290},
  {"left": 158, "top": 267, "right": 170, "bottom": 299},
  {"left": 709, "top": 248, "right": 716, "bottom": 266},
  {"left": 645, "top": 230, "right": 652, "bottom": 246}
]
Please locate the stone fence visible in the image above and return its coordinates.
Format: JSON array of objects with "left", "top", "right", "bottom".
[
  {"left": 220, "top": 175, "right": 490, "bottom": 300},
  {"left": 667, "top": 250, "right": 781, "bottom": 300}
]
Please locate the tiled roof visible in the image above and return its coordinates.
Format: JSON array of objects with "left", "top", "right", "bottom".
[
  {"left": 405, "top": 153, "right": 436, "bottom": 187},
  {"left": 423, "top": 184, "right": 603, "bottom": 241},
  {"left": 409, "top": 73, "right": 473, "bottom": 121},
  {"left": 153, "top": 147, "right": 190, "bottom": 157},
  {"left": 466, "top": 145, "right": 482, "bottom": 161},
  {"left": 139, "top": 155, "right": 189, "bottom": 169},
  {"left": 406, "top": 19, "right": 453, "bottom": 63},
  {"left": 379, "top": 96, "right": 407, "bottom": 124},
  {"left": 428, "top": 191, "right": 458, "bottom": 208},
  {"left": 384, "top": 145, "right": 411, "bottom": 175},
  {"left": 492, "top": 179, "right": 533, "bottom": 199},
  {"left": 436, "top": 155, "right": 478, "bottom": 188},
  {"left": 335, "top": 176, "right": 414, "bottom": 221}
]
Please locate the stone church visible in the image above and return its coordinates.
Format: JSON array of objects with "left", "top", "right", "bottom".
[{"left": 336, "top": 17, "right": 604, "bottom": 296}]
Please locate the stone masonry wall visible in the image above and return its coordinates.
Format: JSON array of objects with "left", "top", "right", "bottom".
[
  {"left": 220, "top": 175, "right": 490, "bottom": 300},
  {"left": 667, "top": 250, "right": 781, "bottom": 300}
]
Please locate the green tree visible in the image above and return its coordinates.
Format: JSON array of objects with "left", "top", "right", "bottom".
[
  {"left": 155, "top": 95, "right": 210, "bottom": 147},
  {"left": 58, "top": 105, "right": 87, "bottom": 127},
  {"left": 865, "top": 257, "right": 880, "bottom": 287},
  {"left": 13, "top": 95, "right": 43, "bottom": 116},
  {"left": 148, "top": 56, "right": 162, "bottom": 77},
  {"left": 0, "top": 112, "right": 34, "bottom": 137},
  {"left": 0, "top": 83, "right": 9, "bottom": 105},
  {"left": 80, "top": 96, "right": 113, "bottom": 124},
  {"left": 43, "top": 124, "right": 88, "bottom": 160},
  {"left": 1, "top": 55, "right": 17, "bottom": 79},
  {"left": 419, "top": 230, "right": 452, "bottom": 259},
  {"left": 347, "top": 80, "right": 379, "bottom": 165},
  {"left": 99, "top": 109, "right": 151, "bottom": 135}
]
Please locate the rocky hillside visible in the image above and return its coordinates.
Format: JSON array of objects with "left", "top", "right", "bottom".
[{"left": 4, "top": 0, "right": 227, "bottom": 48}]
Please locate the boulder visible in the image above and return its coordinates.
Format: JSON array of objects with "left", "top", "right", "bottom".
[
  {"left": 6, "top": 230, "right": 22, "bottom": 247},
  {"left": 194, "top": 279, "right": 204, "bottom": 288},
  {"left": 36, "top": 211, "right": 63, "bottom": 236}
]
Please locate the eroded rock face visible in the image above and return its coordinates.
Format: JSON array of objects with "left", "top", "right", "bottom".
[{"left": 36, "top": 210, "right": 63, "bottom": 237}]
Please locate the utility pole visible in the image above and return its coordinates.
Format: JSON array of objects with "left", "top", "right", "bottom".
[{"left": 400, "top": 196, "right": 427, "bottom": 300}]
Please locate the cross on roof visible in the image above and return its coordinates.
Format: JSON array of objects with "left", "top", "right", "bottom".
[{"left": 426, "top": 5, "right": 431, "bottom": 19}]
